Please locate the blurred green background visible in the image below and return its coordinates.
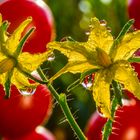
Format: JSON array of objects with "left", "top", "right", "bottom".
[{"left": 43, "top": 0, "right": 128, "bottom": 139}]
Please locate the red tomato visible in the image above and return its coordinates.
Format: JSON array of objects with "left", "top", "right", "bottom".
[
  {"left": 0, "top": 84, "right": 52, "bottom": 138},
  {"left": 3, "top": 126, "right": 55, "bottom": 140},
  {"left": 131, "top": 63, "right": 140, "bottom": 79},
  {"left": 85, "top": 99, "right": 140, "bottom": 140},
  {"left": 128, "top": 0, "right": 140, "bottom": 29},
  {"left": 0, "top": 0, "right": 55, "bottom": 54}
]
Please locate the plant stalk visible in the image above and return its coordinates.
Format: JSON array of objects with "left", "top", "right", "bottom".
[{"left": 37, "top": 67, "right": 87, "bottom": 140}]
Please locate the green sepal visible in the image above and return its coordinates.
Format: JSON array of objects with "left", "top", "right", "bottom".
[
  {"left": 112, "top": 80, "right": 122, "bottom": 106},
  {"left": 14, "top": 27, "right": 35, "bottom": 57},
  {"left": 110, "top": 19, "right": 135, "bottom": 58},
  {"left": 4, "top": 69, "right": 14, "bottom": 98},
  {"left": 102, "top": 81, "right": 121, "bottom": 140},
  {"left": 128, "top": 57, "right": 140, "bottom": 63}
]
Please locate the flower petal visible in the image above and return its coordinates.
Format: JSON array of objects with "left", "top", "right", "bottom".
[
  {"left": 18, "top": 51, "right": 49, "bottom": 72},
  {"left": 49, "top": 61, "right": 96, "bottom": 82},
  {"left": 88, "top": 18, "right": 113, "bottom": 54},
  {"left": 113, "top": 31, "right": 140, "bottom": 61},
  {"left": 93, "top": 69, "right": 113, "bottom": 119},
  {"left": 11, "top": 68, "right": 37, "bottom": 90},
  {"left": 113, "top": 60, "right": 140, "bottom": 99},
  {"left": 0, "top": 72, "right": 6, "bottom": 85},
  {"left": 48, "top": 41, "right": 99, "bottom": 66},
  {"left": 6, "top": 18, "right": 32, "bottom": 54}
]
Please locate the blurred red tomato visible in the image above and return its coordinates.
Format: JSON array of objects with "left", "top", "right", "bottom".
[
  {"left": 128, "top": 0, "right": 140, "bottom": 29},
  {"left": 3, "top": 126, "right": 55, "bottom": 140},
  {"left": 0, "top": 85, "right": 52, "bottom": 138},
  {"left": 0, "top": 0, "right": 55, "bottom": 54},
  {"left": 131, "top": 63, "right": 140, "bottom": 79},
  {"left": 85, "top": 99, "right": 140, "bottom": 140}
]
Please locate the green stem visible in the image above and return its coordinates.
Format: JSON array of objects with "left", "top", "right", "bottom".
[
  {"left": 37, "top": 67, "right": 59, "bottom": 101},
  {"left": 102, "top": 97, "right": 118, "bottom": 140},
  {"left": 102, "top": 80, "right": 121, "bottom": 140},
  {"left": 59, "top": 93, "right": 87, "bottom": 140},
  {"left": 128, "top": 57, "right": 140, "bottom": 63},
  {"left": 37, "top": 67, "right": 87, "bottom": 140}
]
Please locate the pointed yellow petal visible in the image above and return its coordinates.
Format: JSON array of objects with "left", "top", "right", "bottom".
[
  {"left": 48, "top": 41, "right": 98, "bottom": 66},
  {"left": 11, "top": 68, "right": 37, "bottom": 90},
  {"left": 48, "top": 41, "right": 100, "bottom": 82},
  {"left": 6, "top": 17, "right": 32, "bottom": 54},
  {"left": 0, "top": 72, "right": 6, "bottom": 85},
  {"left": 18, "top": 51, "right": 49, "bottom": 72},
  {"left": 113, "top": 60, "right": 140, "bottom": 99},
  {"left": 88, "top": 18, "right": 113, "bottom": 54},
  {"left": 93, "top": 69, "right": 113, "bottom": 119},
  {"left": 50, "top": 61, "right": 96, "bottom": 82},
  {"left": 113, "top": 31, "right": 140, "bottom": 61}
]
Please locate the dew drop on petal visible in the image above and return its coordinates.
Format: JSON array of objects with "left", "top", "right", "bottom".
[
  {"left": 82, "top": 74, "right": 94, "bottom": 89},
  {"left": 107, "top": 26, "right": 112, "bottom": 32},
  {"left": 100, "top": 20, "right": 107, "bottom": 26},
  {"left": 82, "top": 81, "right": 92, "bottom": 89},
  {"left": 103, "top": 33, "right": 108, "bottom": 38},
  {"left": 89, "top": 19, "right": 95, "bottom": 30},
  {"left": 48, "top": 52, "right": 55, "bottom": 61},
  {"left": 85, "top": 31, "right": 90, "bottom": 35},
  {"left": 97, "top": 107, "right": 106, "bottom": 118},
  {"left": 135, "top": 72, "right": 138, "bottom": 77},
  {"left": 19, "top": 88, "right": 36, "bottom": 96}
]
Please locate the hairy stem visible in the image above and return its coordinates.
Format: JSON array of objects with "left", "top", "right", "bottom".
[{"left": 37, "top": 67, "right": 87, "bottom": 140}]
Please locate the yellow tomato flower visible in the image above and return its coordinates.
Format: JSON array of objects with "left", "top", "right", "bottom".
[
  {"left": 0, "top": 14, "right": 50, "bottom": 96},
  {"left": 48, "top": 18, "right": 140, "bottom": 119}
]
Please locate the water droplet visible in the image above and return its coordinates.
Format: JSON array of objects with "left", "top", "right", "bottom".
[
  {"left": 128, "top": 26, "right": 137, "bottom": 33},
  {"left": 124, "top": 64, "right": 129, "bottom": 68},
  {"left": 48, "top": 52, "right": 55, "bottom": 61},
  {"left": 82, "top": 74, "right": 94, "bottom": 89},
  {"left": 85, "top": 31, "right": 90, "bottom": 35},
  {"left": 82, "top": 81, "right": 92, "bottom": 89},
  {"left": 19, "top": 88, "right": 36, "bottom": 96},
  {"left": 60, "top": 37, "right": 68, "bottom": 42},
  {"left": 134, "top": 28, "right": 137, "bottom": 31},
  {"left": 89, "top": 19, "right": 95, "bottom": 29},
  {"left": 97, "top": 107, "right": 106, "bottom": 118},
  {"left": 100, "top": 20, "right": 107, "bottom": 26},
  {"left": 103, "top": 33, "right": 108, "bottom": 38},
  {"left": 135, "top": 72, "right": 138, "bottom": 76},
  {"left": 107, "top": 26, "right": 112, "bottom": 32},
  {"left": 89, "top": 24, "right": 95, "bottom": 30}
]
